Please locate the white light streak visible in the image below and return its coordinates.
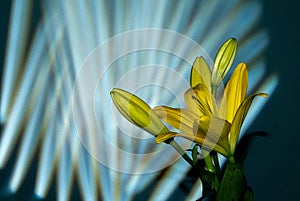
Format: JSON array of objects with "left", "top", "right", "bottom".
[{"left": 0, "top": 0, "right": 32, "bottom": 122}]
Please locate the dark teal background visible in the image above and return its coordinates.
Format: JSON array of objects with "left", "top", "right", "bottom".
[
  {"left": 1, "top": 0, "right": 299, "bottom": 200},
  {"left": 244, "top": 0, "right": 300, "bottom": 200}
]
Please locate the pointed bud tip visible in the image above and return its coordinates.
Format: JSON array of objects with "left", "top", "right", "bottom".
[
  {"left": 110, "top": 88, "right": 123, "bottom": 97},
  {"left": 227, "top": 37, "right": 237, "bottom": 45}
]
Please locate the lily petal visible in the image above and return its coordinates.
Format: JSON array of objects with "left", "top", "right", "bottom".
[
  {"left": 190, "top": 57, "right": 212, "bottom": 91},
  {"left": 153, "top": 106, "right": 197, "bottom": 134},
  {"left": 156, "top": 132, "right": 229, "bottom": 157},
  {"left": 110, "top": 88, "right": 169, "bottom": 136},
  {"left": 155, "top": 132, "right": 179, "bottom": 144},
  {"left": 194, "top": 116, "right": 231, "bottom": 156},
  {"left": 229, "top": 93, "right": 268, "bottom": 154},
  {"left": 184, "top": 84, "right": 218, "bottom": 117},
  {"left": 220, "top": 63, "right": 248, "bottom": 123}
]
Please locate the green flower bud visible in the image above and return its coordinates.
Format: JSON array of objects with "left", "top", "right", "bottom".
[
  {"left": 211, "top": 38, "right": 237, "bottom": 87},
  {"left": 110, "top": 88, "right": 169, "bottom": 136}
]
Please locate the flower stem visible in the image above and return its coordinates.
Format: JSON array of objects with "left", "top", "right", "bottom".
[
  {"left": 169, "top": 140, "right": 195, "bottom": 167},
  {"left": 211, "top": 85, "right": 218, "bottom": 97},
  {"left": 229, "top": 156, "right": 235, "bottom": 163},
  {"left": 211, "top": 84, "right": 221, "bottom": 176},
  {"left": 212, "top": 152, "right": 221, "bottom": 181},
  {"left": 202, "top": 150, "right": 215, "bottom": 172}
]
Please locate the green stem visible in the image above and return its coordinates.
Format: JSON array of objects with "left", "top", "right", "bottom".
[
  {"left": 229, "top": 156, "right": 235, "bottom": 163},
  {"left": 202, "top": 150, "right": 215, "bottom": 173},
  {"left": 211, "top": 85, "right": 218, "bottom": 97},
  {"left": 212, "top": 152, "right": 221, "bottom": 181},
  {"left": 211, "top": 84, "right": 221, "bottom": 176},
  {"left": 169, "top": 140, "right": 195, "bottom": 167}
]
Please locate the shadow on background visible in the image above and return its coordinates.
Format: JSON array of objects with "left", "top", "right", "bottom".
[{"left": 244, "top": 0, "right": 300, "bottom": 200}]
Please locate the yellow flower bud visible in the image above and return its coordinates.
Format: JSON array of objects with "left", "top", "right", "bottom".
[
  {"left": 211, "top": 38, "right": 237, "bottom": 87},
  {"left": 110, "top": 88, "right": 169, "bottom": 136}
]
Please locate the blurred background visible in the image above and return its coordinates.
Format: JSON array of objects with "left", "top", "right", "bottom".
[{"left": 0, "top": 0, "right": 299, "bottom": 201}]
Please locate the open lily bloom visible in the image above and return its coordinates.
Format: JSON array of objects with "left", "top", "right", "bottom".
[{"left": 155, "top": 61, "right": 268, "bottom": 158}]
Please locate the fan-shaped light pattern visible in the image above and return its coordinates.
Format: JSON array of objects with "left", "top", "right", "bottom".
[
  {"left": 0, "top": 0, "right": 32, "bottom": 123},
  {"left": 0, "top": 0, "right": 278, "bottom": 200}
]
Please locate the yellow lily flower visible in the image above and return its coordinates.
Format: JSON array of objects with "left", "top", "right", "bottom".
[
  {"left": 110, "top": 88, "right": 169, "bottom": 136},
  {"left": 154, "top": 62, "right": 268, "bottom": 157},
  {"left": 110, "top": 88, "right": 199, "bottom": 167}
]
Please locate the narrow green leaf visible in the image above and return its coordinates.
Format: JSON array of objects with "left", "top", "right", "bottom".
[{"left": 192, "top": 144, "right": 198, "bottom": 164}]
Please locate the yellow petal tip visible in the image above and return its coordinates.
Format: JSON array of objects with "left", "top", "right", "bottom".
[
  {"left": 156, "top": 132, "right": 177, "bottom": 143},
  {"left": 258, "top": 93, "right": 268, "bottom": 98}
]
